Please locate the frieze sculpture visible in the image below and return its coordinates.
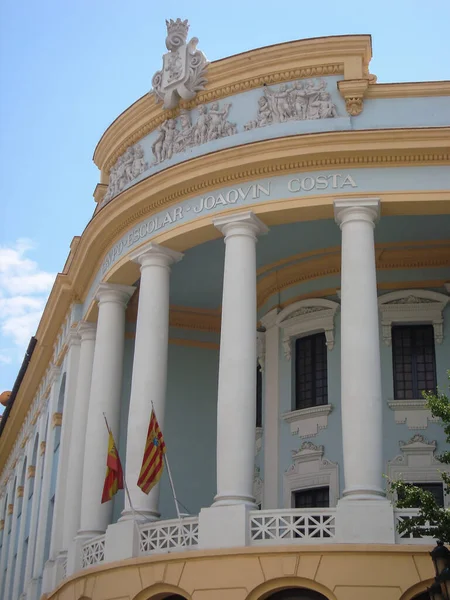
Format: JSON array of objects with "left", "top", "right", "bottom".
[
  {"left": 103, "top": 144, "right": 147, "bottom": 204},
  {"left": 151, "top": 19, "right": 209, "bottom": 109},
  {"left": 244, "top": 79, "right": 338, "bottom": 130},
  {"left": 151, "top": 102, "right": 237, "bottom": 164}
]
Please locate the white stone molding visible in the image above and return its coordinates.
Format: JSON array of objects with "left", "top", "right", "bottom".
[
  {"left": 276, "top": 298, "right": 340, "bottom": 360},
  {"left": 244, "top": 78, "right": 338, "bottom": 130},
  {"left": 282, "top": 404, "right": 333, "bottom": 439},
  {"left": 388, "top": 398, "right": 440, "bottom": 430},
  {"left": 255, "top": 427, "right": 263, "bottom": 456},
  {"left": 151, "top": 18, "right": 209, "bottom": 109},
  {"left": 387, "top": 434, "right": 450, "bottom": 507},
  {"left": 378, "top": 289, "right": 449, "bottom": 346},
  {"left": 256, "top": 331, "right": 266, "bottom": 372},
  {"left": 253, "top": 466, "right": 263, "bottom": 508},
  {"left": 261, "top": 307, "right": 280, "bottom": 510},
  {"left": 284, "top": 442, "right": 339, "bottom": 508}
]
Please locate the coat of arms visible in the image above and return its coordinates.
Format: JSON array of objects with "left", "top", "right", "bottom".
[{"left": 151, "top": 19, "right": 209, "bottom": 109}]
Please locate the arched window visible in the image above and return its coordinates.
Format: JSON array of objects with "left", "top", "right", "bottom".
[{"left": 266, "top": 589, "right": 329, "bottom": 600}]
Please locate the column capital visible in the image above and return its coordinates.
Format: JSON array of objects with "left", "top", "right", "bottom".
[
  {"left": 129, "top": 241, "right": 183, "bottom": 269},
  {"left": 260, "top": 307, "right": 280, "bottom": 330},
  {"left": 67, "top": 329, "right": 81, "bottom": 348},
  {"left": 334, "top": 197, "right": 380, "bottom": 228},
  {"left": 95, "top": 282, "right": 136, "bottom": 307},
  {"left": 48, "top": 364, "right": 62, "bottom": 386},
  {"left": 213, "top": 211, "right": 269, "bottom": 240},
  {"left": 77, "top": 320, "right": 97, "bottom": 341}
]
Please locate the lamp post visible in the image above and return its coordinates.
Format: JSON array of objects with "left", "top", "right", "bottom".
[{"left": 429, "top": 541, "right": 450, "bottom": 600}]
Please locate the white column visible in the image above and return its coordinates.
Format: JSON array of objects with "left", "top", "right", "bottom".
[
  {"left": 334, "top": 198, "right": 384, "bottom": 500},
  {"left": 78, "top": 283, "right": 135, "bottom": 538},
  {"left": 31, "top": 367, "right": 61, "bottom": 583},
  {"left": 0, "top": 480, "right": 13, "bottom": 598},
  {"left": 12, "top": 442, "right": 35, "bottom": 600},
  {"left": 261, "top": 308, "right": 280, "bottom": 509},
  {"left": 44, "top": 331, "right": 81, "bottom": 593},
  {"left": 4, "top": 458, "right": 24, "bottom": 600},
  {"left": 63, "top": 322, "right": 96, "bottom": 550},
  {"left": 213, "top": 211, "right": 268, "bottom": 506},
  {"left": 121, "top": 243, "right": 182, "bottom": 522},
  {"left": 23, "top": 414, "right": 47, "bottom": 592}
]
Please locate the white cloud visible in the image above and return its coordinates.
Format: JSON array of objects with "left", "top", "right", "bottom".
[{"left": 0, "top": 239, "right": 55, "bottom": 360}]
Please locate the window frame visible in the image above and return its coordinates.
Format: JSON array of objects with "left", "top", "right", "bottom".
[
  {"left": 294, "top": 332, "right": 328, "bottom": 410},
  {"left": 392, "top": 324, "right": 437, "bottom": 400}
]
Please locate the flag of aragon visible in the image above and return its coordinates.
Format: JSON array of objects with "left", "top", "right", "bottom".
[
  {"left": 101, "top": 430, "right": 124, "bottom": 503},
  {"left": 137, "top": 409, "right": 166, "bottom": 494}
]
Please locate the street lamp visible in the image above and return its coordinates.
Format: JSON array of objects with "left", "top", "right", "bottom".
[{"left": 429, "top": 541, "right": 450, "bottom": 600}]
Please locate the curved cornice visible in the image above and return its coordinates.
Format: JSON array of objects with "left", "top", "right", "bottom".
[
  {"left": 0, "top": 127, "right": 449, "bottom": 476},
  {"left": 94, "top": 35, "right": 374, "bottom": 171},
  {"left": 257, "top": 242, "right": 450, "bottom": 307}
]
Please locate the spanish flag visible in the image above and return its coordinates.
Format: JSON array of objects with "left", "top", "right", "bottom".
[
  {"left": 101, "top": 430, "right": 124, "bottom": 503},
  {"left": 137, "top": 409, "right": 166, "bottom": 494}
]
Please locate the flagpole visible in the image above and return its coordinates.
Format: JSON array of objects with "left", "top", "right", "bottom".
[
  {"left": 102, "top": 413, "right": 148, "bottom": 531},
  {"left": 151, "top": 403, "right": 187, "bottom": 548}
]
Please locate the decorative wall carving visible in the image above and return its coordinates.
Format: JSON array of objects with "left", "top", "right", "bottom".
[
  {"left": 282, "top": 404, "right": 333, "bottom": 439},
  {"left": 255, "top": 427, "right": 263, "bottom": 456},
  {"left": 151, "top": 19, "right": 209, "bottom": 109},
  {"left": 284, "top": 442, "right": 339, "bottom": 507},
  {"left": 388, "top": 398, "right": 440, "bottom": 430},
  {"left": 102, "top": 144, "right": 147, "bottom": 204},
  {"left": 254, "top": 466, "right": 263, "bottom": 507},
  {"left": 152, "top": 103, "right": 237, "bottom": 164},
  {"left": 387, "top": 434, "right": 449, "bottom": 506},
  {"left": 378, "top": 289, "right": 449, "bottom": 346},
  {"left": 276, "top": 298, "right": 340, "bottom": 360},
  {"left": 244, "top": 79, "right": 338, "bottom": 130}
]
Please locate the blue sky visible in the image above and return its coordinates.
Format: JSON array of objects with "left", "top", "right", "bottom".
[{"left": 0, "top": 0, "right": 449, "bottom": 395}]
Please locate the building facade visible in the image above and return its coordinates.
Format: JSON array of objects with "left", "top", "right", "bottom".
[{"left": 0, "top": 25, "right": 449, "bottom": 600}]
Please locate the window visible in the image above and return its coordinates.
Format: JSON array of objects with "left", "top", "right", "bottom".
[
  {"left": 392, "top": 325, "right": 437, "bottom": 400},
  {"left": 399, "top": 482, "right": 444, "bottom": 508},
  {"left": 256, "top": 364, "right": 262, "bottom": 427},
  {"left": 293, "top": 486, "right": 330, "bottom": 509},
  {"left": 295, "top": 333, "right": 328, "bottom": 409}
]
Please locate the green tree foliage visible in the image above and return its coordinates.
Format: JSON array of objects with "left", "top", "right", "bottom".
[{"left": 390, "top": 372, "right": 450, "bottom": 542}]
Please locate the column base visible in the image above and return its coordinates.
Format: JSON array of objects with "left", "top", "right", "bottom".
[
  {"left": 335, "top": 498, "right": 395, "bottom": 544},
  {"left": 213, "top": 493, "right": 256, "bottom": 507},
  {"left": 342, "top": 484, "right": 386, "bottom": 501},
  {"left": 104, "top": 519, "right": 141, "bottom": 562},
  {"left": 26, "top": 577, "right": 42, "bottom": 600},
  {"left": 119, "top": 509, "right": 159, "bottom": 522},
  {"left": 199, "top": 504, "right": 251, "bottom": 549}
]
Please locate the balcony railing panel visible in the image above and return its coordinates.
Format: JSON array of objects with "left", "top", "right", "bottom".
[
  {"left": 394, "top": 508, "right": 436, "bottom": 544},
  {"left": 81, "top": 534, "right": 106, "bottom": 568},
  {"left": 139, "top": 516, "right": 199, "bottom": 555},
  {"left": 250, "top": 508, "right": 336, "bottom": 544}
]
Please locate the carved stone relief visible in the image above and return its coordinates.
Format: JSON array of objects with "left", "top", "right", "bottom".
[
  {"left": 102, "top": 144, "right": 147, "bottom": 204},
  {"left": 151, "top": 103, "right": 237, "bottom": 165},
  {"left": 151, "top": 19, "right": 209, "bottom": 109},
  {"left": 244, "top": 79, "right": 338, "bottom": 130}
]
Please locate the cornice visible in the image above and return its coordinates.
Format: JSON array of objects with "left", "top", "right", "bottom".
[
  {"left": 94, "top": 35, "right": 373, "bottom": 170},
  {"left": 257, "top": 242, "right": 450, "bottom": 307},
  {"left": 367, "top": 80, "right": 450, "bottom": 99},
  {"left": 0, "top": 126, "right": 449, "bottom": 478}
]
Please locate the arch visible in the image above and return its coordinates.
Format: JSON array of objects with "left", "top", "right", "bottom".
[
  {"left": 266, "top": 590, "right": 330, "bottom": 600},
  {"left": 399, "top": 579, "right": 434, "bottom": 600},
  {"left": 246, "top": 577, "right": 337, "bottom": 600},
  {"left": 131, "top": 583, "right": 191, "bottom": 600}
]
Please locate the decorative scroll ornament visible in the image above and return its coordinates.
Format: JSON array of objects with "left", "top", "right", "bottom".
[
  {"left": 244, "top": 79, "right": 338, "bottom": 130},
  {"left": 151, "top": 19, "right": 209, "bottom": 109},
  {"left": 103, "top": 144, "right": 147, "bottom": 204}
]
